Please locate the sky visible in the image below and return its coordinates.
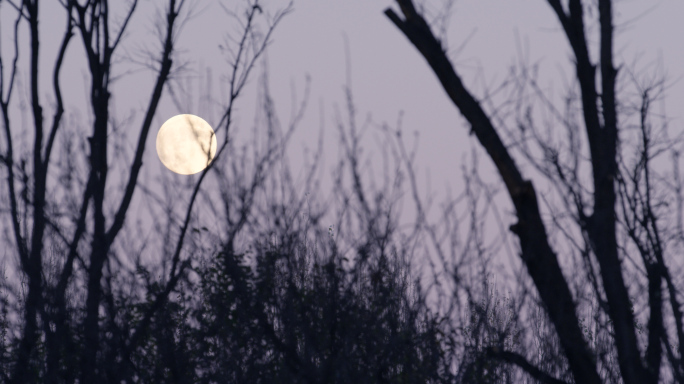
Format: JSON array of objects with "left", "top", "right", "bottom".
[
  {"left": 246, "top": 0, "right": 684, "bottom": 276},
  {"left": 1, "top": 4, "right": 682, "bottom": 378},
  {"left": 2, "top": 0, "right": 683, "bottom": 275},
  {"left": 264, "top": 0, "right": 684, "bottom": 188},
  {"left": 237, "top": 0, "right": 684, "bottom": 212}
]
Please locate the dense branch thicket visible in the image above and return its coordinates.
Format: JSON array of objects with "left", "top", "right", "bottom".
[
  {"left": 385, "top": 0, "right": 683, "bottom": 383},
  {"left": 1, "top": 0, "right": 682, "bottom": 383}
]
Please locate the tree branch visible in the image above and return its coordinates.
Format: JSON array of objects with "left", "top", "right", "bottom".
[
  {"left": 43, "top": 2, "right": 74, "bottom": 168},
  {"left": 385, "top": 1, "right": 601, "bottom": 383},
  {"left": 107, "top": 0, "right": 178, "bottom": 245},
  {"left": 547, "top": 1, "right": 646, "bottom": 381}
]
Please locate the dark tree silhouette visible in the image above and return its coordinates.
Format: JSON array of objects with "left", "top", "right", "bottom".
[
  {"left": 0, "top": 0, "right": 290, "bottom": 382},
  {"left": 0, "top": 1, "right": 456, "bottom": 383},
  {"left": 3, "top": 0, "right": 682, "bottom": 383},
  {"left": 385, "top": 0, "right": 683, "bottom": 383}
]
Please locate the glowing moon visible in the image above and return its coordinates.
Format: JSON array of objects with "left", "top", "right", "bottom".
[{"left": 156, "top": 114, "right": 217, "bottom": 175}]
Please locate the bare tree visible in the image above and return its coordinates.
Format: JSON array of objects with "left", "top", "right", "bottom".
[
  {"left": 0, "top": 0, "right": 290, "bottom": 382},
  {"left": 385, "top": 0, "right": 683, "bottom": 383},
  {"left": 3, "top": 0, "right": 682, "bottom": 382},
  {"left": 82, "top": 57, "right": 454, "bottom": 383}
]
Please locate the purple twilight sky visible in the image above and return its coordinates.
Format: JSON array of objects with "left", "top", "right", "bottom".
[{"left": 1, "top": 0, "right": 683, "bottom": 277}]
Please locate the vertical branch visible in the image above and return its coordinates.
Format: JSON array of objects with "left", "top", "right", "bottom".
[
  {"left": 43, "top": 13, "right": 76, "bottom": 384},
  {"left": 0, "top": 4, "right": 27, "bottom": 264},
  {"left": 12, "top": 1, "right": 47, "bottom": 382},
  {"left": 2, "top": 1, "right": 75, "bottom": 381},
  {"left": 43, "top": 3, "right": 75, "bottom": 168},
  {"left": 599, "top": 0, "right": 618, "bottom": 155},
  {"left": 546, "top": 0, "right": 601, "bottom": 158},
  {"left": 547, "top": 1, "right": 645, "bottom": 381},
  {"left": 68, "top": 0, "right": 137, "bottom": 381},
  {"left": 0, "top": 5, "right": 34, "bottom": 384},
  {"left": 639, "top": 91, "right": 663, "bottom": 382}
]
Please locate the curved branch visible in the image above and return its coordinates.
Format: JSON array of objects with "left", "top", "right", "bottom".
[{"left": 43, "top": 3, "right": 75, "bottom": 168}]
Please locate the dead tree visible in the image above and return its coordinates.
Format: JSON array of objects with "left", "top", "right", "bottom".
[
  {"left": 0, "top": 1, "right": 289, "bottom": 383},
  {"left": 385, "top": 1, "right": 683, "bottom": 383}
]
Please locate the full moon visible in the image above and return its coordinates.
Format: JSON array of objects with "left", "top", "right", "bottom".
[{"left": 156, "top": 114, "right": 218, "bottom": 175}]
